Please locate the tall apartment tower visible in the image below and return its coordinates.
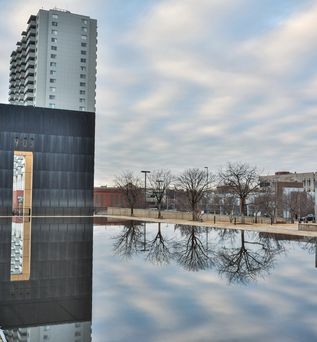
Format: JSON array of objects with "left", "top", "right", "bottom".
[{"left": 9, "top": 8, "right": 97, "bottom": 112}]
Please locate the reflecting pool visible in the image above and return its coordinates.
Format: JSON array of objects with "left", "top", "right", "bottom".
[
  {"left": 92, "top": 220, "right": 317, "bottom": 342},
  {"left": 0, "top": 218, "right": 316, "bottom": 341}
]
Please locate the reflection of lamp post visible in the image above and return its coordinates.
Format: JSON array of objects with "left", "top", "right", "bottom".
[
  {"left": 141, "top": 170, "right": 150, "bottom": 209},
  {"left": 140, "top": 222, "right": 149, "bottom": 252}
]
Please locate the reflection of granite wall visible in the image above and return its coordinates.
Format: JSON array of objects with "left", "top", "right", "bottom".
[
  {"left": 0, "top": 103, "right": 95, "bottom": 216},
  {"left": 0, "top": 217, "right": 93, "bottom": 329}
]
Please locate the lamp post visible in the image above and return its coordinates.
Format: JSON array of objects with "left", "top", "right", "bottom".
[
  {"left": 156, "top": 179, "right": 163, "bottom": 218},
  {"left": 174, "top": 186, "right": 176, "bottom": 210},
  {"left": 204, "top": 166, "right": 209, "bottom": 213},
  {"left": 141, "top": 170, "right": 150, "bottom": 209}
]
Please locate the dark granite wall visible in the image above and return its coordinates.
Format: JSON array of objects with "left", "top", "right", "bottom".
[{"left": 0, "top": 104, "right": 95, "bottom": 215}]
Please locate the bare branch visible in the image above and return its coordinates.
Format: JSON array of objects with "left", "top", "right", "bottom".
[
  {"left": 114, "top": 171, "right": 142, "bottom": 216},
  {"left": 177, "top": 168, "right": 214, "bottom": 220},
  {"left": 218, "top": 162, "right": 259, "bottom": 216}
]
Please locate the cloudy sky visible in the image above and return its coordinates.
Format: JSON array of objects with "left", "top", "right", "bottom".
[{"left": 1, "top": 0, "right": 317, "bottom": 185}]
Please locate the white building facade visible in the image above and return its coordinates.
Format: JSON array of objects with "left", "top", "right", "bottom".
[{"left": 9, "top": 8, "right": 97, "bottom": 112}]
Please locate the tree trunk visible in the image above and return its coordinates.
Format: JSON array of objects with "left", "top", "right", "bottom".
[
  {"left": 241, "top": 230, "right": 245, "bottom": 247},
  {"left": 158, "top": 202, "right": 162, "bottom": 219},
  {"left": 191, "top": 201, "right": 196, "bottom": 221},
  {"left": 240, "top": 197, "right": 246, "bottom": 216}
]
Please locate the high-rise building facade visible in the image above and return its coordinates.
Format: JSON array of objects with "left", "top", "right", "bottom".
[{"left": 9, "top": 8, "right": 97, "bottom": 112}]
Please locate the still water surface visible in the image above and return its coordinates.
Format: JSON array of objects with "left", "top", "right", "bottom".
[
  {"left": 0, "top": 217, "right": 316, "bottom": 341},
  {"left": 92, "top": 220, "right": 317, "bottom": 342}
]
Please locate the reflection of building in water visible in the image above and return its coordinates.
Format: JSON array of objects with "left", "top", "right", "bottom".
[
  {"left": 0, "top": 218, "right": 92, "bottom": 341},
  {"left": 3, "top": 321, "right": 91, "bottom": 342},
  {"left": 10, "top": 216, "right": 31, "bottom": 282},
  {"left": 10, "top": 222, "right": 23, "bottom": 275}
]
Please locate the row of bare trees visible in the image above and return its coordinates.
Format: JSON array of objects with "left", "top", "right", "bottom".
[
  {"left": 115, "top": 162, "right": 259, "bottom": 220},
  {"left": 114, "top": 162, "right": 314, "bottom": 222}
]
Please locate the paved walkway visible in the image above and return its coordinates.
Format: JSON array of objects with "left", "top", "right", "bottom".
[
  {"left": 100, "top": 214, "right": 317, "bottom": 238},
  {"left": 1, "top": 214, "right": 316, "bottom": 237}
]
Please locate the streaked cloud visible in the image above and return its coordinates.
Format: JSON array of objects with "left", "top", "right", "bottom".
[{"left": 0, "top": 0, "right": 316, "bottom": 184}]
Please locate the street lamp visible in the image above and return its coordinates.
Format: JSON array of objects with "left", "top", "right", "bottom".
[
  {"left": 156, "top": 179, "right": 163, "bottom": 217},
  {"left": 204, "top": 166, "right": 209, "bottom": 183},
  {"left": 204, "top": 166, "right": 209, "bottom": 212},
  {"left": 141, "top": 170, "right": 150, "bottom": 209}
]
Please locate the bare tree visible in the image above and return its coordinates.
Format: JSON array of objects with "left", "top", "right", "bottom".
[
  {"left": 148, "top": 169, "right": 173, "bottom": 218},
  {"left": 218, "top": 162, "right": 259, "bottom": 217},
  {"left": 114, "top": 171, "right": 142, "bottom": 216},
  {"left": 301, "top": 192, "right": 315, "bottom": 216},
  {"left": 216, "top": 230, "right": 283, "bottom": 284},
  {"left": 251, "top": 187, "right": 276, "bottom": 223},
  {"left": 213, "top": 186, "right": 238, "bottom": 216},
  {"left": 146, "top": 222, "right": 172, "bottom": 265},
  {"left": 174, "top": 225, "right": 212, "bottom": 271},
  {"left": 112, "top": 221, "right": 143, "bottom": 259},
  {"left": 176, "top": 168, "right": 213, "bottom": 221},
  {"left": 283, "top": 191, "right": 314, "bottom": 222}
]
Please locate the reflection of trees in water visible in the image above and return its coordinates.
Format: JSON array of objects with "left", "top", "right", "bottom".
[
  {"left": 146, "top": 223, "right": 172, "bottom": 266},
  {"left": 111, "top": 222, "right": 289, "bottom": 284},
  {"left": 216, "top": 230, "right": 285, "bottom": 284},
  {"left": 174, "top": 225, "right": 213, "bottom": 272},
  {"left": 216, "top": 228, "right": 239, "bottom": 244},
  {"left": 112, "top": 221, "right": 143, "bottom": 259},
  {"left": 299, "top": 237, "right": 317, "bottom": 256}
]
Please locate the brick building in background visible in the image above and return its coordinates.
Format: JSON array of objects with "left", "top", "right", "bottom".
[{"left": 94, "top": 187, "right": 129, "bottom": 210}]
